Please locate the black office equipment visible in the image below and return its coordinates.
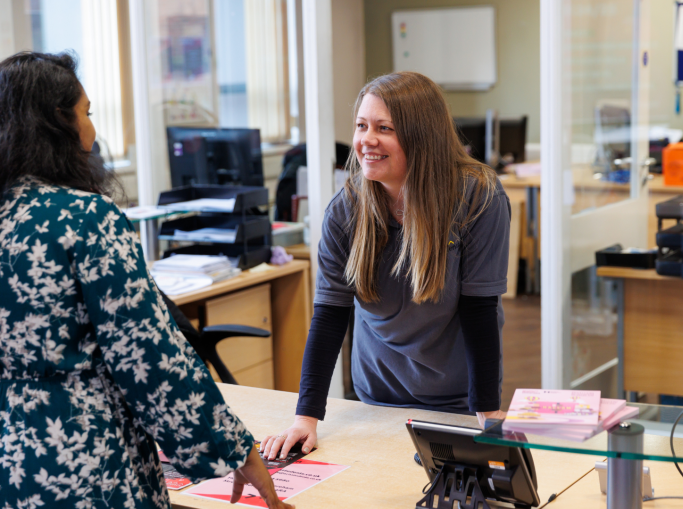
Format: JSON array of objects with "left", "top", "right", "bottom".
[
  {"left": 274, "top": 142, "right": 351, "bottom": 221},
  {"left": 595, "top": 244, "right": 656, "bottom": 269},
  {"left": 454, "top": 115, "right": 528, "bottom": 169},
  {"left": 158, "top": 185, "right": 271, "bottom": 270},
  {"left": 499, "top": 116, "right": 528, "bottom": 164},
  {"left": 454, "top": 117, "right": 487, "bottom": 163},
  {"left": 167, "top": 127, "right": 264, "bottom": 188},
  {"left": 655, "top": 195, "right": 683, "bottom": 277},
  {"left": 157, "top": 184, "right": 268, "bottom": 212},
  {"left": 406, "top": 419, "right": 540, "bottom": 509}
]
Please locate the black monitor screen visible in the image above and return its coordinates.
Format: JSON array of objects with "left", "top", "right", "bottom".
[
  {"left": 167, "top": 127, "right": 264, "bottom": 188},
  {"left": 406, "top": 419, "right": 540, "bottom": 508},
  {"left": 499, "top": 116, "right": 527, "bottom": 164},
  {"left": 454, "top": 116, "right": 528, "bottom": 167},
  {"left": 454, "top": 117, "right": 487, "bottom": 163}
]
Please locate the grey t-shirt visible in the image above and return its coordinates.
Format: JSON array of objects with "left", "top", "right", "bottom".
[{"left": 315, "top": 177, "right": 510, "bottom": 413}]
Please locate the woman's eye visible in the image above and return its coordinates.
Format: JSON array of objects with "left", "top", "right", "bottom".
[
  {"left": 87, "top": 112, "right": 93, "bottom": 117},
  {"left": 380, "top": 126, "right": 391, "bottom": 132},
  {"left": 356, "top": 123, "right": 366, "bottom": 129}
]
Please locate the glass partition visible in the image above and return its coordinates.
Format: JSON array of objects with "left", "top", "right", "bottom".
[
  {"left": 477, "top": 403, "right": 683, "bottom": 462},
  {"left": 557, "top": 0, "right": 649, "bottom": 395},
  {"left": 568, "top": 0, "right": 634, "bottom": 214}
]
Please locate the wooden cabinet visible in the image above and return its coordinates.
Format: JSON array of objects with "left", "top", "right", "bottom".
[
  {"left": 171, "top": 260, "right": 312, "bottom": 393},
  {"left": 205, "top": 283, "right": 274, "bottom": 389}
]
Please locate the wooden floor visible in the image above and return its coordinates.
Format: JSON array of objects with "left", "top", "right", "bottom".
[{"left": 501, "top": 295, "right": 542, "bottom": 410}]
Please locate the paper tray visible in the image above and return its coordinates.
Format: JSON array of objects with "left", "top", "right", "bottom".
[
  {"left": 655, "top": 195, "right": 683, "bottom": 220},
  {"left": 159, "top": 215, "right": 270, "bottom": 244},
  {"left": 595, "top": 244, "right": 656, "bottom": 269},
  {"left": 655, "top": 251, "right": 683, "bottom": 278},
  {"left": 656, "top": 223, "right": 683, "bottom": 249},
  {"left": 158, "top": 185, "right": 268, "bottom": 212}
]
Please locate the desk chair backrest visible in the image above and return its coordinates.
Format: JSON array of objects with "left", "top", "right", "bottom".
[{"left": 158, "top": 290, "right": 270, "bottom": 385}]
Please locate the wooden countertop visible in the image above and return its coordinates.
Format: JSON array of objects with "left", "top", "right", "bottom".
[
  {"left": 169, "top": 260, "right": 310, "bottom": 306},
  {"left": 499, "top": 168, "right": 683, "bottom": 194},
  {"left": 284, "top": 243, "right": 311, "bottom": 260},
  {"left": 170, "top": 384, "right": 598, "bottom": 509},
  {"left": 596, "top": 266, "right": 682, "bottom": 281}
]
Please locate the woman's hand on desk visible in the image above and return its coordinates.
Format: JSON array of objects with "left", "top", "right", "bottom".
[
  {"left": 232, "top": 448, "right": 295, "bottom": 509},
  {"left": 476, "top": 410, "right": 507, "bottom": 429},
  {"left": 261, "top": 416, "right": 318, "bottom": 460}
]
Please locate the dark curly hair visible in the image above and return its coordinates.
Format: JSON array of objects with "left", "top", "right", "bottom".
[{"left": 0, "top": 51, "right": 120, "bottom": 197}]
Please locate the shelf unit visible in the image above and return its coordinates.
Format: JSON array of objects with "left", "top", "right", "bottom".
[{"left": 158, "top": 185, "right": 271, "bottom": 269}]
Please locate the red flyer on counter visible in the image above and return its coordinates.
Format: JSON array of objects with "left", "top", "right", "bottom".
[{"left": 184, "top": 458, "right": 350, "bottom": 507}]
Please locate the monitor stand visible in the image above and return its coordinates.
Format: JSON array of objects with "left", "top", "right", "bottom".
[{"left": 415, "top": 463, "right": 491, "bottom": 509}]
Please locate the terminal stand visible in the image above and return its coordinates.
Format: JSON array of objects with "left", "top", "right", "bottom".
[{"left": 415, "top": 463, "right": 491, "bottom": 509}]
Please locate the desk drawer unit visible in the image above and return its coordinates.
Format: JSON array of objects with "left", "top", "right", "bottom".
[{"left": 205, "top": 283, "right": 274, "bottom": 389}]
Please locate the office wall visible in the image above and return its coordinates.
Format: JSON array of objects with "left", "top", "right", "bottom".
[
  {"left": 364, "top": 0, "right": 541, "bottom": 143},
  {"left": 332, "top": 0, "right": 366, "bottom": 147}
]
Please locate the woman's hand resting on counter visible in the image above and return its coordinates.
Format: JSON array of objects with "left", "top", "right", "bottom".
[
  {"left": 232, "top": 447, "right": 295, "bottom": 509},
  {"left": 476, "top": 410, "right": 507, "bottom": 429},
  {"left": 260, "top": 416, "right": 319, "bottom": 460}
]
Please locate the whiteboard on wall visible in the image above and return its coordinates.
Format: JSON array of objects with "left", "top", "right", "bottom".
[{"left": 392, "top": 7, "right": 496, "bottom": 91}]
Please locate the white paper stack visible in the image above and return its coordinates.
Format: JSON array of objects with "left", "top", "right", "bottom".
[
  {"left": 163, "top": 198, "right": 236, "bottom": 213},
  {"left": 503, "top": 389, "right": 639, "bottom": 442},
  {"left": 151, "top": 255, "right": 241, "bottom": 296},
  {"left": 121, "top": 205, "right": 171, "bottom": 220},
  {"left": 171, "top": 228, "right": 237, "bottom": 243}
]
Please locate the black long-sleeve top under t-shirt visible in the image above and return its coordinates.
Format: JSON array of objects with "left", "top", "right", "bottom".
[{"left": 296, "top": 294, "right": 501, "bottom": 421}]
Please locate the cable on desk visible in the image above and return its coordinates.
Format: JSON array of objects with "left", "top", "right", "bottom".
[
  {"left": 422, "top": 468, "right": 444, "bottom": 495},
  {"left": 671, "top": 409, "right": 683, "bottom": 478},
  {"left": 644, "top": 496, "right": 683, "bottom": 502},
  {"left": 537, "top": 464, "right": 600, "bottom": 508}
]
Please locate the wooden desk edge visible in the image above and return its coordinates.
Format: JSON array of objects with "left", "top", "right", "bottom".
[
  {"left": 595, "top": 266, "right": 681, "bottom": 281},
  {"left": 169, "top": 260, "right": 311, "bottom": 305}
]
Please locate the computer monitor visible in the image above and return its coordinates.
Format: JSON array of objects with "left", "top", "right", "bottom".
[
  {"left": 406, "top": 419, "right": 540, "bottom": 508},
  {"left": 594, "top": 105, "right": 630, "bottom": 171},
  {"left": 454, "top": 115, "right": 528, "bottom": 167},
  {"left": 499, "top": 116, "right": 527, "bottom": 164},
  {"left": 166, "top": 127, "right": 264, "bottom": 188},
  {"left": 454, "top": 117, "right": 487, "bottom": 163}
]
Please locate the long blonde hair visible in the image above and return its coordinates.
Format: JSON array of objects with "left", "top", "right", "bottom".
[{"left": 343, "top": 72, "right": 497, "bottom": 304}]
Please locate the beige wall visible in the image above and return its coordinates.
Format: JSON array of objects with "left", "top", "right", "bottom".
[
  {"left": 363, "top": 1, "right": 683, "bottom": 145},
  {"left": 332, "top": 0, "right": 366, "bottom": 147},
  {"left": 364, "top": 0, "right": 541, "bottom": 142}
]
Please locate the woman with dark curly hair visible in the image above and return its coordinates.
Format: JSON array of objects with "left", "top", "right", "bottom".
[{"left": 0, "top": 52, "right": 291, "bottom": 509}]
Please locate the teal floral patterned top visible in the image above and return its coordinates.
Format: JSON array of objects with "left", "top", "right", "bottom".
[{"left": 0, "top": 179, "right": 254, "bottom": 508}]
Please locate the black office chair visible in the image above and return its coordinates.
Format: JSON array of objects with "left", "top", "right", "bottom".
[
  {"left": 274, "top": 142, "right": 351, "bottom": 221},
  {"left": 159, "top": 290, "right": 270, "bottom": 385}
]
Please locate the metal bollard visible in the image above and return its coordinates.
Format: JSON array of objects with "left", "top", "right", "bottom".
[{"left": 607, "top": 421, "right": 644, "bottom": 509}]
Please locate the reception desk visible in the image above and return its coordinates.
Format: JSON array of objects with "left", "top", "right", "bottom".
[{"left": 167, "top": 384, "right": 683, "bottom": 509}]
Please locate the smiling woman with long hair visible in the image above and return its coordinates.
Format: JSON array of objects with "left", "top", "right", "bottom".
[
  {"left": 0, "top": 52, "right": 291, "bottom": 509},
  {"left": 262, "top": 71, "right": 510, "bottom": 461}
]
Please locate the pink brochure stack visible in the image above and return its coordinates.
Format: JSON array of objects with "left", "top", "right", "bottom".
[{"left": 503, "top": 389, "right": 639, "bottom": 442}]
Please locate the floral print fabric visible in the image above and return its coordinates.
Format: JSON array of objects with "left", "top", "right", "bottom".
[{"left": 0, "top": 180, "right": 254, "bottom": 508}]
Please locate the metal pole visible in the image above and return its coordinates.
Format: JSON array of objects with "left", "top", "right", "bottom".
[{"left": 607, "top": 422, "right": 644, "bottom": 509}]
